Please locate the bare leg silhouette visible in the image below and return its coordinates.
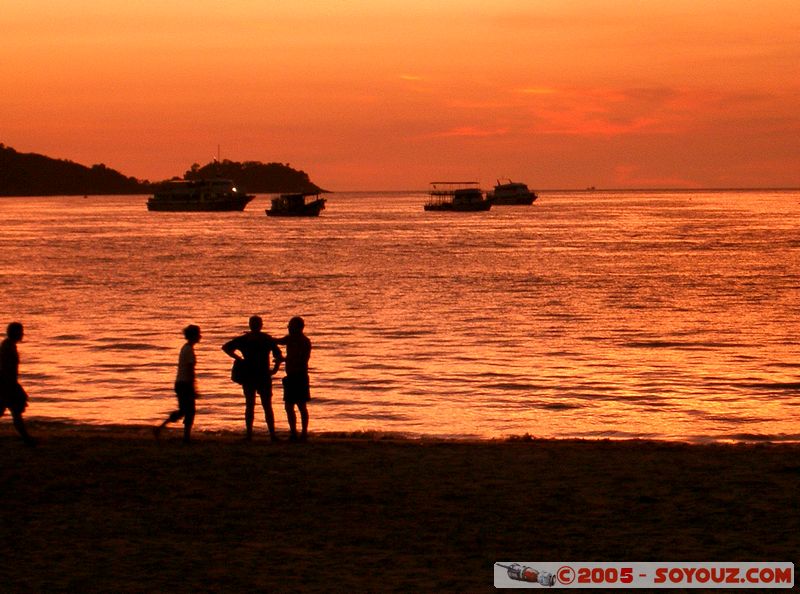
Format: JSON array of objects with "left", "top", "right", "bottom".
[
  {"left": 244, "top": 388, "right": 256, "bottom": 440},
  {"left": 285, "top": 402, "right": 298, "bottom": 439},
  {"left": 285, "top": 402, "right": 309, "bottom": 442},
  {"left": 259, "top": 389, "right": 278, "bottom": 441},
  {"left": 298, "top": 402, "right": 309, "bottom": 440},
  {"left": 11, "top": 410, "right": 35, "bottom": 446}
]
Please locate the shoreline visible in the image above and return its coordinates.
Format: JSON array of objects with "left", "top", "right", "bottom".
[
  {"left": 16, "top": 418, "right": 800, "bottom": 446},
  {"left": 1, "top": 420, "right": 798, "bottom": 591}
]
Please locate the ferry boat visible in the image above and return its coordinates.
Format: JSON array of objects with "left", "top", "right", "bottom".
[
  {"left": 487, "top": 179, "right": 538, "bottom": 205},
  {"left": 424, "top": 182, "right": 492, "bottom": 212},
  {"left": 266, "top": 193, "right": 326, "bottom": 217},
  {"left": 147, "top": 179, "right": 254, "bottom": 212}
]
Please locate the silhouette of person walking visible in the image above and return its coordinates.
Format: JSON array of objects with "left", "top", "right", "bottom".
[
  {"left": 223, "top": 315, "right": 283, "bottom": 441},
  {"left": 0, "top": 322, "right": 36, "bottom": 446},
  {"left": 276, "top": 317, "right": 312, "bottom": 442},
  {"left": 155, "top": 324, "right": 201, "bottom": 443}
]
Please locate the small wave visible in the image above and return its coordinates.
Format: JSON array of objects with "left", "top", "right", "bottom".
[
  {"left": 343, "top": 383, "right": 397, "bottom": 392},
  {"left": 543, "top": 350, "right": 578, "bottom": 358},
  {"left": 358, "top": 362, "right": 409, "bottom": 371},
  {"left": 477, "top": 371, "right": 518, "bottom": 378},
  {"left": 381, "top": 330, "right": 427, "bottom": 339},
  {"left": 541, "top": 312, "right": 591, "bottom": 321},
  {"left": 80, "top": 377, "right": 146, "bottom": 386},
  {"left": 335, "top": 399, "right": 417, "bottom": 408},
  {"left": 53, "top": 334, "right": 85, "bottom": 341},
  {"left": 21, "top": 372, "right": 56, "bottom": 380},
  {"left": 31, "top": 396, "right": 78, "bottom": 403},
  {"left": 768, "top": 362, "right": 800, "bottom": 369},
  {"left": 489, "top": 382, "right": 551, "bottom": 392},
  {"left": 618, "top": 303, "right": 650, "bottom": 310},
  {"left": 407, "top": 352, "right": 441, "bottom": 361},
  {"left": 308, "top": 397, "right": 352, "bottom": 405},
  {"left": 89, "top": 342, "right": 170, "bottom": 351},
  {"left": 623, "top": 397, "right": 670, "bottom": 408},
  {"left": 94, "top": 362, "right": 170, "bottom": 371},
  {"left": 333, "top": 412, "right": 409, "bottom": 421},
  {"left": 575, "top": 429, "right": 662, "bottom": 439},
  {"left": 623, "top": 340, "right": 749, "bottom": 350},
  {"left": 541, "top": 402, "right": 581, "bottom": 410},
  {"left": 741, "top": 381, "right": 800, "bottom": 391},
  {"left": 57, "top": 394, "right": 134, "bottom": 405},
  {"left": 723, "top": 432, "right": 800, "bottom": 443},
  {"left": 562, "top": 391, "right": 622, "bottom": 402},
  {"left": 403, "top": 388, "right": 434, "bottom": 396}
]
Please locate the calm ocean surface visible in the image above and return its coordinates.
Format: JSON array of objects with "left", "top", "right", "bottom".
[{"left": 1, "top": 190, "right": 800, "bottom": 441}]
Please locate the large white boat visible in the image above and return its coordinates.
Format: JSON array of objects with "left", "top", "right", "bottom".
[
  {"left": 487, "top": 179, "right": 538, "bottom": 205},
  {"left": 424, "top": 182, "right": 492, "bottom": 212},
  {"left": 147, "top": 179, "right": 254, "bottom": 212}
]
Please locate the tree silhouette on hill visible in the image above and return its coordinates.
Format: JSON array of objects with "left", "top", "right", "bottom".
[{"left": 185, "top": 160, "right": 325, "bottom": 194}]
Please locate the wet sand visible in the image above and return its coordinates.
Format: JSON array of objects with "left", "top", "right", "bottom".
[{"left": 0, "top": 421, "right": 798, "bottom": 592}]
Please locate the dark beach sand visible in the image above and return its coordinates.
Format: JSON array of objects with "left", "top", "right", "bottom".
[{"left": 0, "top": 422, "right": 798, "bottom": 592}]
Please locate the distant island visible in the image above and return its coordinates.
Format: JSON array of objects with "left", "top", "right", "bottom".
[
  {"left": 0, "top": 143, "right": 326, "bottom": 196},
  {"left": 184, "top": 160, "right": 324, "bottom": 194}
]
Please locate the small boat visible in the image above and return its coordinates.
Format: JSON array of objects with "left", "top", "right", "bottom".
[
  {"left": 266, "top": 193, "right": 326, "bottom": 217},
  {"left": 487, "top": 179, "right": 537, "bottom": 205},
  {"left": 147, "top": 179, "right": 254, "bottom": 212},
  {"left": 424, "top": 182, "right": 492, "bottom": 212}
]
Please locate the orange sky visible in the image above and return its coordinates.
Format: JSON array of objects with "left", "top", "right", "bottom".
[{"left": 2, "top": 1, "right": 799, "bottom": 190}]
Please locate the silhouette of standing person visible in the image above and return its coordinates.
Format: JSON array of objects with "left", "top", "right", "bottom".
[
  {"left": 277, "top": 316, "right": 312, "bottom": 442},
  {"left": 223, "top": 315, "right": 283, "bottom": 442},
  {"left": 155, "top": 324, "right": 201, "bottom": 443},
  {"left": 0, "top": 322, "right": 36, "bottom": 446}
]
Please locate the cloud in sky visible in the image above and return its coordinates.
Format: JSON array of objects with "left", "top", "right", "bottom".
[
  {"left": 1, "top": 0, "right": 799, "bottom": 189},
  {"left": 427, "top": 126, "right": 510, "bottom": 138}
]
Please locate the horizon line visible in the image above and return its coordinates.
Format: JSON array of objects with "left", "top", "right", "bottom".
[{"left": 330, "top": 186, "right": 800, "bottom": 193}]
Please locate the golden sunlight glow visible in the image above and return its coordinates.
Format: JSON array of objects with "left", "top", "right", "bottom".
[{"left": 2, "top": 0, "right": 799, "bottom": 189}]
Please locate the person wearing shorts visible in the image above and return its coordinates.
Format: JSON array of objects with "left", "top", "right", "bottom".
[
  {"left": 155, "top": 324, "right": 201, "bottom": 443},
  {"left": 0, "top": 322, "right": 35, "bottom": 446},
  {"left": 223, "top": 316, "right": 283, "bottom": 442},
  {"left": 277, "top": 317, "right": 312, "bottom": 442}
]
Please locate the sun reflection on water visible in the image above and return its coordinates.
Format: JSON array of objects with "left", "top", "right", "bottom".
[{"left": 1, "top": 190, "right": 799, "bottom": 441}]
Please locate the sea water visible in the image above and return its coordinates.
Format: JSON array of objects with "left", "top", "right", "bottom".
[{"left": 1, "top": 190, "right": 799, "bottom": 441}]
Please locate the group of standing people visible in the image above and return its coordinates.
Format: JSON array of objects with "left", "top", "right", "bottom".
[
  {"left": 156, "top": 314, "right": 312, "bottom": 443},
  {"left": 0, "top": 315, "right": 312, "bottom": 446}
]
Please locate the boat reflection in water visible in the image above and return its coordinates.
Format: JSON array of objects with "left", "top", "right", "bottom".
[
  {"left": 424, "top": 182, "right": 492, "bottom": 212},
  {"left": 147, "top": 179, "right": 255, "bottom": 212},
  {"left": 487, "top": 179, "right": 538, "bottom": 205},
  {"left": 266, "top": 193, "right": 327, "bottom": 217}
]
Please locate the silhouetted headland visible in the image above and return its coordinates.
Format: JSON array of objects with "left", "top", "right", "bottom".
[
  {"left": 0, "top": 144, "right": 144, "bottom": 196},
  {"left": 0, "top": 143, "right": 327, "bottom": 197},
  {"left": 186, "top": 160, "right": 325, "bottom": 195}
]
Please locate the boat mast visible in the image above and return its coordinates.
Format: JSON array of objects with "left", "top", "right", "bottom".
[{"left": 214, "top": 145, "right": 221, "bottom": 177}]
